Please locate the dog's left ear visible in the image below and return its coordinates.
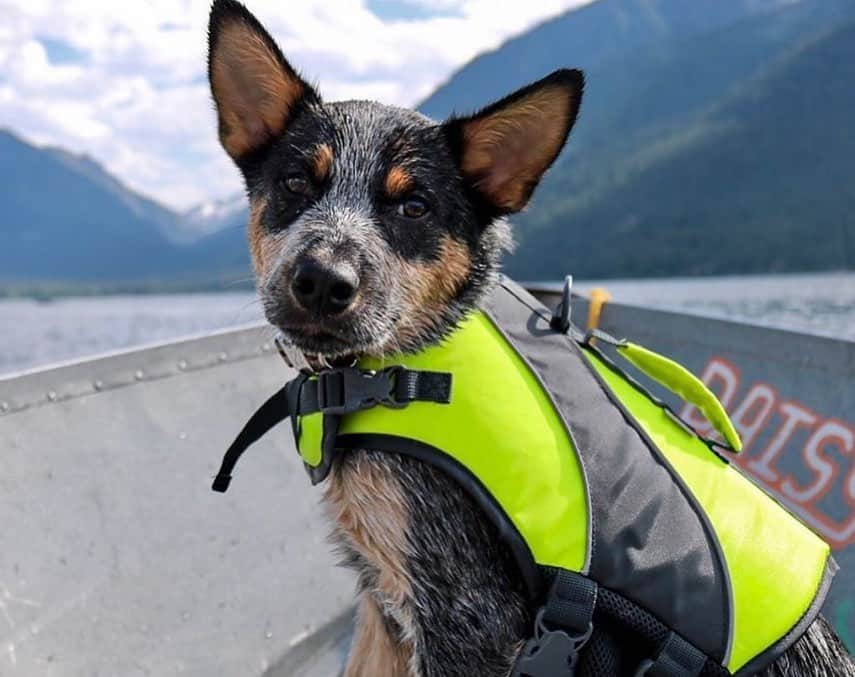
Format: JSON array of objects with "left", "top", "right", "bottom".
[
  {"left": 207, "top": 0, "right": 319, "bottom": 161},
  {"left": 444, "top": 69, "right": 583, "bottom": 214}
]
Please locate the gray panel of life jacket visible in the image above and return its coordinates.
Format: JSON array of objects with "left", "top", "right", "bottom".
[{"left": 483, "top": 278, "right": 731, "bottom": 664}]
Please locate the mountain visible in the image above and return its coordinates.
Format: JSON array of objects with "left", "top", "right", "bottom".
[
  {"left": 419, "top": 0, "right": 789, "bottom": 120},
  {"left": 519, "top": 10, "right": 855, "bottom": 278},
  {"left": 0, "top": 130, "right": 185, "bottom": 283},
  {"left": 0, "top": 130, "right": 251, "bottom": 290},
  {"left": 3, "top": 0, "right": 855, "bottom": 293},
  {"left": 179, "top": 193, "right": 248, "bottom": 243},
  {"left": 418, "top": 0, "right": 855, "bottom": 279}
]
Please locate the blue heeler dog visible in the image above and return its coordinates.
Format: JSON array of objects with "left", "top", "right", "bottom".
[{"left": 206, "top": 1, "right": 854, "bottom": 675}]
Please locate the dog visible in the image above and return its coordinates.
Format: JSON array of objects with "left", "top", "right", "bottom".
[{"left": 206, "top": 1, "right": 854, "bottom": 674}]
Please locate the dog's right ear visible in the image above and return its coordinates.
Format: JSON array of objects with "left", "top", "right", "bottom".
[{"left": 208, "top": 0, "right": 319, "bottom": 161}]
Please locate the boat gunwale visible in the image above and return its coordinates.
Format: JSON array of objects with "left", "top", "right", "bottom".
[{"left": 2, "top": 293, "right": 853, "bottom": 419}]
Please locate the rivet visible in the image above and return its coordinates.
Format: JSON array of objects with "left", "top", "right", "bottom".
[
  {"left": 177, "top": 359, "right": 188, "bottom": 370},
  {"left": 134, "top": 370, "right": 144, "bottom": 381},
  {"left": 47, "top": 391, "right": 57, "bottom": 401},
  {"left": 261, "top": 343, "right": 271, "bottom": 352},
  {"left": 93, "top": 380, "right": 104, "bottom": 391},
  {"left": 218, "top": 352, "right": 228, "bottom": 362},
  {"left": 0, "top": 401, "right": 9, "bottom": 412}
]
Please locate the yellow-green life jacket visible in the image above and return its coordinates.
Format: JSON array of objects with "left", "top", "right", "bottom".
[{"left": 213, "top": 278, "right": 835, "bottom": 676}]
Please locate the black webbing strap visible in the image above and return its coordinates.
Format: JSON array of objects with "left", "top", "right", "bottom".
[
  {"left": 512, "top": 571, "right": 597, "bottom": 677},
  {"left": 394, "top": 368, "right": 452, "bottom": 404},
  {"left": 636, "top": 632, "right": 707, "bottom": 677},
  {"left": 211, "top": 366, "right": 451, "bottom": 492},
  {"left": 542, "top": 570, "right": 598, "bottom": 634},
  {"left": 211, "top": 380, "right": 297, "bottom": 493}
]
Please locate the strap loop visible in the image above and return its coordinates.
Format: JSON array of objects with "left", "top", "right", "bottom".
[
  {"left": 635, "top": 632, "right": 707, "bottom": 677},
  {"left": 550, "top": 274, "right": 574, "bottom": 333},
  {"left": 542, "top": 569, "right": 597, "bottom": 634}
]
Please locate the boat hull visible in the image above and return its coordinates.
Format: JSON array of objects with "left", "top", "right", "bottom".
[{"left": 1, "top": 289, "right": 852, "bottom": 674}]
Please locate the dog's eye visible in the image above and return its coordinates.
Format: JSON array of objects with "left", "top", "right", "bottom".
[
  {"left": 283, "top": 173, "right": 310, "bottom": 195},
  {"left": 397, "top": 196, "right": 429, "bottom": 219}
]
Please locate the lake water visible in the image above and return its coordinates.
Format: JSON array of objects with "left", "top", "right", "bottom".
[{"left": 1, "top": 271, "right": 853, "bottom": 377}]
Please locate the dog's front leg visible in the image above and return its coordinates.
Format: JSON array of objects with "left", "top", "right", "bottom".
[
  {"left": 327, "top": 451, "right": 419, "bottom": 676},
  {"left": 345, "top": 592, "right": 413, "bottom": 677}
]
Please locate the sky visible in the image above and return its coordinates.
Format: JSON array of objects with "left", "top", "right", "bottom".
[{"left": 0, "top": 0, "right": 590, "bottom": 212}]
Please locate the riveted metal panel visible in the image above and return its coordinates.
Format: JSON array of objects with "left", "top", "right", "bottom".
[{"left": 0, "top": 325, "right": 354, "bottom": 676}]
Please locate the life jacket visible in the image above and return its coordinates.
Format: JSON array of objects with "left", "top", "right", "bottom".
[{"left": 213, "top": 277, "right": 836, "bottom": 677}]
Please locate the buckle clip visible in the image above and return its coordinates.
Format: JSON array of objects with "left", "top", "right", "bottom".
[
  {"left": 512, "top": 608, "right": 593, "bottom": 677},
  {"left": 316, "top": 367, "right": 405, "bottom": 415},
  {"left": 634, "top": 659, "right": 655, "bottom": 676}
]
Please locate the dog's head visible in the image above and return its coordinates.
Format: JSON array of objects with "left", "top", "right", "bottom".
[{"left": 208, "top": 0, "right": 583, "bottom": 362}]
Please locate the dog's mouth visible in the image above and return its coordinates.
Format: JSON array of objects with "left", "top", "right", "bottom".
[
  {"left": 275, "top": 323, "right": 371, "bottom": 371},
  {"left": 268, "top": 298, "right": 402, "bottom": 370}
]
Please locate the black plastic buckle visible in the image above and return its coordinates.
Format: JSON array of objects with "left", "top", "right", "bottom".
[
  {"left": 316, "top": 367, "right": 405, "bottom": 415},
  {"left": 512, "top": 608, "right": 593, "bottom": 677},
  {"left": 634, "top": 659, "right": 655, "bottom": 676}
]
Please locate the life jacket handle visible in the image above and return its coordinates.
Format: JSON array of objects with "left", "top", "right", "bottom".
[
  {"left": 616, "top": 341, "right": 743, "bottom": 453},
  {"left": 582, "top": 328, "right": 741, "bottom": 452}
]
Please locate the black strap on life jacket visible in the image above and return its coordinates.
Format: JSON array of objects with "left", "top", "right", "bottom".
[
  {"left": 636, "top": 632, "right": 708, "bottom": 677},
  {"left": 513, "top": 570, "right": 597, "bottom": 677},
  {"left": 211, "top": 366, "right": 452, "bottom": 492},
  {"left": 511, "top": 567, "right": 728, "bottom": 677}
]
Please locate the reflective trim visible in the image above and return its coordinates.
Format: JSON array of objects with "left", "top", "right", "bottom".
[{"left": 733, "top": 557, "right": 837, "bottom": 676}]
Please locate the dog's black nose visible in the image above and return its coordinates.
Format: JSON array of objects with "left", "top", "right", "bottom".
[{"left": 291, "top": 261, "right": 359, "bottom": 316}]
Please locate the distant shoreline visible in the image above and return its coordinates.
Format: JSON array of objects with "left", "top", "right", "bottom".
[
  {"left": 0, "top": 278, "right": 257, "bottom": 301},
  {"left": 1, "top": 268, "right": 852, "bottom": 301}
]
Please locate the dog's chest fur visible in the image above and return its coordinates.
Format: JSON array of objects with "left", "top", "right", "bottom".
[{"left": 324, "top": 449, "right": 529, "bottom": 677}]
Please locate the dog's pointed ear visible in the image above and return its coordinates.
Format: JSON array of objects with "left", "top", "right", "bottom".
[
  {"left": 444, "top": 69, "right": 583, "bottom": 214},
  {"left": 208, "top": 0, "right": 319, "bottom": 160}
]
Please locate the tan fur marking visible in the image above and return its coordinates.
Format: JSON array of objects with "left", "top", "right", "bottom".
[
  {"left": 385, "top": 165, "right": 413, "bottom": 198},
  {"left": 404, "top": 236, "right": 471, "bottom": 309},
  {"left": 345, "top": 594, "right": 413, "bottom": 677},
  {"left": 394, "top": 236, "right": 472, "bottom": 347},
  {"left": 211, "top": 19, "right": 304, "bottom": 158},
  {"left": 311, "top": 143, "right": 334, "bottom": 182},
  {"left": 461, "top": 85, "right": 573, "bottom": 211},
  {"left": 326, "top": 456, "right": 413, "bottom": 607},
  {"left": 247, "top": 196, "right": 273, "bottom": 277},
  {"left": 326, "top": 454, "right": 417, "bottom": 674}
]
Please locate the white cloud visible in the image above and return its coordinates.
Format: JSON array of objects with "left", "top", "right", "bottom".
[{"left": 0, "top": 0, "right": 590, "bottom": 210}]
